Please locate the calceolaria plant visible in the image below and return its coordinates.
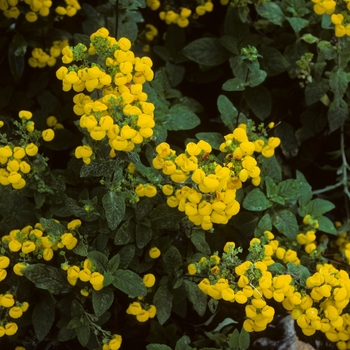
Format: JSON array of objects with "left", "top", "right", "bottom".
[{"left": 2, "top": 0, "right": 350, "bottom": 349}]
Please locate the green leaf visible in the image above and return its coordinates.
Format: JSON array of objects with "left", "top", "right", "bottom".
[
  {"left": 259, "top": 46, "right": 290, "bottom": 76},
  {"left": 80, "top": 159, "right": 116, "bottom": 178},
  {"left": 328, "top": 97, "right": 348, "bottom": 132},
  {"left": 175, "top": 335, "right": 195, "bottom": 350},
  {"left": 114, "top": 219, "right": 135, "bottom": 245},
  {"left": 150, "top": 203, "right": 184, "bottom": 230},
  {"left": 287, "top": 262, "right": 310, "bottom": 287},
  {"left": 228, "top": 329, "right": 240, "bottom": 349},
  {"left": 118, "top": 245, "right": 135, "bottom": 269},
  {"left": 184, "top": 280, "right": 207, "bottom": 317},
  {"left": 286, "top": 17, "right": 309, "bottom": 32},
  {"left": 271, "top": 209, "right": 298, "bottom": 240},
  {"left": 217, "top": 95, "right": 237, "bottom": 130},
  {"left": 162, "top": 245, "right": 183, "bottom": 273},
  {"left": 77, "top": 324, "right": 90, "bottom": 347},
  {"left": 107, "top": 254, "right": 120, "bottom": 274},
  {"left": 300, "top": 33, "right": 319, "bottom": 44},
  {"left": 182, "top": 38, "right": 229, "bottom": 67},
  {"left": 102, "top": 192, "right": 126, "bottom": 230},
  {"left": 23, "top": 264, "right": 71, "bottom": 294},
  {"left": 247, "top": 69, "right": 267, "bottom": 87},
  {"left": 277, "top": 179, "right": 305, "bottom": 202},
  {"left": 274, "top": 121, "right": 299, "bottom": 159},
  {"left": 147, "top": 345, "right": 173, "bottom": 350},
  {"left": 113, "top": 269, "right": 147, "bottom": 297},
  {"left": 245, "top": 86, "right": 271, "bottom": 121},
  {"left": 32, "top": 297, "right": 55, "bottom": 341},
  {"left": 268, "top": 262, "right": 287, "bottom": 274},
  {"left": 305, "top": 79, "right": 329, "bottom": 106},
  {"left": 87, "top": 251, "right": 108, "bottom": 271},
  {"left": 254, "top": 213, "right": 272, "bottom": 238},
  {"left": 135, "top": 223, "right": 153, "bottom": 249},
  {"left": 239, "top": 328, "right": 250, "bottom": 350},
  {"left": 92, "top": 288, "right": 114, "bottom": 317},
  {"left": 165, "top": 104, "right": 200, "bottom": 131},
  {"left": 260, "top": 155, "right": 282, "bottom": 183},
  {"left": 317, "top": 215, "right": 337, "bottom": 234},
  {"left": 154, "top": 285, "right": 174, "bottom": 325},
  {"left": 329, "top": 68, "right": 348, "bottom": 96},
  {"left": 8, "top": 38, "right": 24, "bottom": 83},
  {"left": 195, "top": 132, "right": 224, "bottom": 150},
  {"left": 317, "top": 40, "right": 337, "bottom": 61},
  {"left": 299, "top": 198, "right": 335, "bottom": 217},
  {"left": 190, "top": 230, "right": 211, "bottom": 255},
  {"left": 222, "top": 77, "right": 246, "bottom": 91},
  {"left": 12, "top": 32, "right": 27, "bottom": 56},
  {"left": 243, "top": 188, "right": 273, "bottom": 211},
  {"left": 255, "top": 2, "right": 285, "bottom": 26}
]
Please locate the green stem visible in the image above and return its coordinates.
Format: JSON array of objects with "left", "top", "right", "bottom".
[{"left": 312, "top": 127, "right": 350, "bottom": 202}]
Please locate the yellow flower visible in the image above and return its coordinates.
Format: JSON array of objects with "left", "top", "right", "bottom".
[
  {"left": 126, "top": 302, "right": 142, "bottom": 315},
  {"left": 22, "top": 241, "right": 36, "bottom": 254},
  {"left": 42, "top": 129, "right": 55, "bottom": 141},
  {"left": 0, "top": 256, "right": 10, "bottom": 269},
  {"left": 144, "top": 184, "right": 157, "bottom": 198},
  {"left": 136, "top": 309, "right": 149, "bottom": 322},
  {"left": 1, "top": 294, "right": 15, "bottom": 307},
  {"left": 143, "top": 273, "right": 156, "bottom": 287},
  {"left": 5, "top": 322, "right": 18, "bottom": 335},
  {"left": 108, "top": 335, "right": 122, "bottom": 350},
  {"left": 19, "top": 110, "right": 33, "bottom": 120},
  {"left": 25, "top": 143, "right": 38, "bottom": 157},
  {"left": 9, "top": 306, "right": 23, "bottom": 319},
  {"left": 148, "top": 305, "right": 157, "bottom": 318},
  {"left": 149, "top": 247, "right": 161, "bottom": 259},
  {"left": 187, "top": 263, "right": 197, "bottom": 275},
  {"left": 13, "top": 263, "right": 26, "bottom": 276}
]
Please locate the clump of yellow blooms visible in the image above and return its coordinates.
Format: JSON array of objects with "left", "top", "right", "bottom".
[
  {"left": 311, "top": 0, "right": 350, "bottom": 37},
  {"left": 142, "top": 24, "right": 159, "bottom": 52},
  {"left": 28, "top": 40, "right": 69, "bottom": 68},
  {"left": 63, "top": 257, "right": 105, "bottom": 291},
  {"left": 46, "top": 116, "right": 64, "bottom": 130},
  {"left": 1, "top": 219, "right": 79, "bottom": 271},
  {"left": 153, "top": 125, "right": 280, "bottom": 230},
  {"left": 0, "top": 292, "right": 29, "bottom": 337},
  {"left": 0, "top": 110, "right": 55, "bottom": 190},
  {"left": 146, "top": 0, "right": 213, "bottom": 28},
  {"left": 56, "top": 27, "right": 156, "bottom": 165},
  {"left": 188, "top": 228, "right": 350, "bottom": 349},
  {"left": 102, "top": 334, "right": 122, "bottom": 350},
  {"left": 126, "top": 301, "right": 157, "bottom": 322},
  {"left": 296, "top": 215, "right": 320, "bottom": 255},
  {"left": 0, "top": 0, "right": 80, "bottom": 21}
]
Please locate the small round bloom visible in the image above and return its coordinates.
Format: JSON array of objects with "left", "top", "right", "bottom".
[
  {"left": 143, "top": 273, "right": 156, "bottom": 287},
  {"left": 42, "top": 129, "right": 55, "bottom": 141},
  {"left": 149, "top": 247, "right": 161, "bottom": 259}
]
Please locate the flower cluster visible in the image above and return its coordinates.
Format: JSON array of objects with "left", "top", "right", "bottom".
[
  {"left": 0, "top": 0, "right": 80, "bottom": 21},
  {"left": 46, "top": 116, "right": 64, "bottom": 130},
  {"left": 1, "top": 220, "right": 79, "bottom": 275},
  {"left": 312, "top": 0, "right": 350, "bottom": 37},
  {"left": 141, "top": 24, "right": 158, "bottom": 52},
  {"left": 135, "top": 183, "right": 157, "bottom": 199},
  {"left": 56, "top": 27, "right": 156, "bottom": 163},
  {"left": 153, "top": 125, "right": 279, "bottom": 230},
  {"left": 153, "top": 139, "right": 241, "bottom": 230},
  {"left": 292, "top": 263, "right": 350, "bottom": 349},
  {"left": 102, "top": 334, "right": 122, "bottom": 350},
  {"left": 62, "top": 257, "right": 104, "bottom": 292},
  {"left": 296, "top": 215, "right": 320, "bottom": 255},
  {"left": 0, "top": 110, "right": 55, "bottom": 189},
  {"left": 28, "top": 40, "right": 69, "bottom": 68},
  {"left": 0, "top": 293, "right": 29, "bottom": 337},
  {"left": 146, "top": 0, "right": 213, "bottom": 28},
  {"left": 126, "top": 301, "right": 157, "bottom": 322}
]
